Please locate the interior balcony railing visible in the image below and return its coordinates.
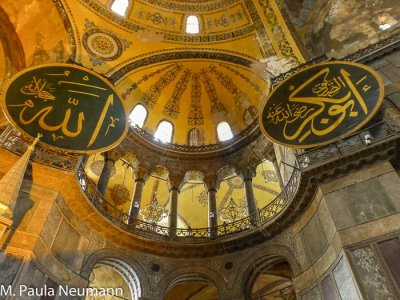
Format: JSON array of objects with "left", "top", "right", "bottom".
[
  {"left": 76, "top": 166, "right": 301, "bottom": 242},
  {"left": 296, "top": 120, "right": 398, "bottom": 169}
]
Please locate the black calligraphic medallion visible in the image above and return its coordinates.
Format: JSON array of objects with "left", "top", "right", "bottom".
[
  {"left": 260, "top": 61, "right": 384, "bottom": 148},
  {"left": 1, "top": 63, "right": 128, "bottom": 153}
]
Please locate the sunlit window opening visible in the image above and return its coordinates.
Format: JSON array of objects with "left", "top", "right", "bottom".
[
  {"left": 217, "top": 122, "right": 233, "bottom": 142},
  {"left": 129, "top": 104, "right": 147, "bottom": 128},
  {"left": 188, "top": 128, "right": 200, "bottom": 146},
  {"left": 186, "top": 15, "right": 200, "bottom": 34},
  {"left": 154, "top": 121, "right": 173, "bottom": 143},
  {"left": 111, "top": 0, "right": 129, "bottom": 16}
]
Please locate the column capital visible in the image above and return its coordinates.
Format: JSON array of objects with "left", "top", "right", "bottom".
[
  {"left": 204, "top": 175, "right": 219, "bottom": 192},
  {"left": 133, "top": 166, "right": 150, "bottom": 182},
  {"left": 102, "top": 148, "right": 123, "bottom": 163},
  {"left": 168, "top": 175, "right": 184, "bottom": 192},
  {"left": 238, "top": 166, "right": 257, "bottom": 181}
]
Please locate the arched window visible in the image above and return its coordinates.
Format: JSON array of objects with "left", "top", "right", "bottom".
[
  {"left": 188, "top": 128, "right": 201, "bottom": 146},
  {"left": 154, "top": 120, "right": 173, "bottom": 143},
  {"left": 111, "top": 0, "right": 129, "bottom": 16},
  {"left": 129, "top": 104, "right": 147, "bottom": 128},
  {"left": 217, "top": 122, "right": 233, "bottom": 142},
  {"left": 186, "top": 15, "right": 200, "bottom": 34}
]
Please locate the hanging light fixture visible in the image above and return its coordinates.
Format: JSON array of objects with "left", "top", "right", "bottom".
[
  {"left": 219, "top": 197, "right": 247, "bottom": 222},
  {"left": 139, "top": 179, "right": 168, "bottom": 223}
]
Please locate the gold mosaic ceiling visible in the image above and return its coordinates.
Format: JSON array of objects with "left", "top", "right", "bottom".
[{"left": 63, "top": 0, "right": 305, "bottom": 144}]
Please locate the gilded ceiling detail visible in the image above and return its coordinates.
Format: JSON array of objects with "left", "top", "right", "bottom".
[
  {"left": 200, "top": 69, "right": 227, "bottom": 114},
  {"left": 219, "top": 63, "right": 262, "bottom": 92},
  {"left": 209, "top": 65, "right": 249, "bottom": 112},
  {"left": 139, "top": 0, "right": 239, "bottom": 12},
  {"left": 163, "top": 69, "right": 191, "bottom": 118},
  {"left": 110, "top": 183, "right": 130, "bottom": 206},
  {"left": 122, "top": 64, "right": 176, "bottom": 100},
  {"left": 258, "top": 0, "right": 301, "bottom": 65},
  {"left": 188, "top": 73, "right": 204, "bottom": 126},
  {"left": 83, "top": 20, "right": 132, "bottom": 66},
  {"left": 141, "top": 64, "right": 183, "bottom": 108}
]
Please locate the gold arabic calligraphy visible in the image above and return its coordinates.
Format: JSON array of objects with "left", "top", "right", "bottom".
[
  {"left": 9, "top": 69, "right": 121, "bottom": 148},
  {"left": 266, "top": 67, "right": 372, "bottom": 143}
]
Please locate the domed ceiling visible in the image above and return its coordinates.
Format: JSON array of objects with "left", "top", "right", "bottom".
[{"left": 60, "top": 0, "right": 306, "bottom": 145}]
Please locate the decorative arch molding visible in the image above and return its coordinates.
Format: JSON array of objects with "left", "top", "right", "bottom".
[
  {"left": 234, "top": 244, "right": 301, "bottom": 296},
  {"left": 80, "top": 249, "right": 150, "bottom": 298},
  {"left": 158, "top": 264, "right": 228, "bottom": 299},
  {"left": 0, "top": 5, "right": 25, "bottom": 73}
]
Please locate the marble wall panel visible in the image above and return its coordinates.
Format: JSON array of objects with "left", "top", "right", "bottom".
[
  {"left": 321, "top": 275, "right": 339, "bottom": 300},
  {"left": 378, "top": 238, "right": 400, "bottom": 289},
  {"left": 349, "top": 246, "right": 396, "bottom": 300},
  {"left": 332, "top": 256, "right": 360, "bottom": 300},
  {"left": 302, "top": 214, "right": 328, "bottom": 263},
  {"left": 325, "top": 179, "right": 395, "bottom": 230}
]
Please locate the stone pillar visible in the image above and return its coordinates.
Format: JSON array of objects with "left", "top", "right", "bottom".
[
  {"left": 272, "top": 158, "right": 285, "bottom": 191},
  {"left": 168, "top": 176, "right": 182, "bottom": 236},
  {"left": 383, "top": 99, "right": 400, "bottom": 129},
  {"left": 97, "top": 149, "right": 121, "bottom": 196},
  {"left": 240, "top": 167, "right": 259, "bottom": 225},
  {"left": 205, "top": 176, "right": 219, "bottom": 238},
  {"left": 128, "top": 167, "right": 149, "bottom": 220}
]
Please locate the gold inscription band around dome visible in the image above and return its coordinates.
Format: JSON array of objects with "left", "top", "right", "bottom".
[{"left": 259, "top": 61, "right": 384, "bottom": 149}]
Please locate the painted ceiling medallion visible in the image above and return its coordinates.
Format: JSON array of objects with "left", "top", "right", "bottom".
[
  {"left": 110, "top": 183, "right": 130, "bottom": 206},
  {"left": 83, "top": 29, "right": 123, "bottom": 61}
]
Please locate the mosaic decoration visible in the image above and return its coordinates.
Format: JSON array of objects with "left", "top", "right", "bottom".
[
  {"left": 200, "top": 69, "right": 226, "bottom": 113},
  {"left": 163, "top": 69, "right": 191, "bottom": 118},
  {"left": 197, "top": 190, "right": 208, "bottom": 207},
  {"left": 122, "top": 64, "right": 176, "bottom": 100},
  {"left": 219, "top": 198, "right": 247, "bottom": 222},
  {"left": 110, "top": 183, "right": 130, "bottom": 206},
  {"left": 140, "top": 179, "right": 168, "bottom": 223},
  {"left": 258, "top": 0, "right": 300, "bottom": 64},
  {"left": 137, "top": 0, "right": 238, "bottom": 12},
  {"left": 209, "top": 65, "right": 249, "bottom": 112},
  {"left": 260, "top": 61, "right": 384, "bottom": 148},
  {"left": 219, "top": 63, "right": 262, "bottom": 92},
  {"left": 261, "top": 170, "right": 278, "bottom": 182},
  {"left": 135, "top": 9, "right": 178, "bottom": 30},
  {"left": 227, "top": 177, "right": 244, "bottom": 189},
  {"left": 203, "top": 4, "right": 248, "bottom": 31},
  {"left": 141, "top": 64, "right": 183, "bottom": 108},
  {"left": 83, "top": 20, "right": 132, "bottom": 66},
  {"left": 90, "top": 160, "right": 116, "bottom": 177},
  {"left": 188, "top": 73, "right": 204, "bottom": 125}
]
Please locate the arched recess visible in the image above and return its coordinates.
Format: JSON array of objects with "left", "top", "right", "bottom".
[
  {"left": 159, "top": 266, "right": 227, "bottom": 300},
  {"left": 236, "top": 245, "right": 300, "bottom": 300},
  {"left": 81, "top": 250, "right": 150, "bottom": 300},
  {"left": 0, "top": 6, "right": 25, "bottom": 77}
]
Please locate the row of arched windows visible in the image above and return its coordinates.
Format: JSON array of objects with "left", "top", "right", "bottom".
[
  {"left": 110, "top": 0, "right": 200, "bottom": 34},
  {"left": 129, "top": 104, "right": 233, "bottom": 144}
]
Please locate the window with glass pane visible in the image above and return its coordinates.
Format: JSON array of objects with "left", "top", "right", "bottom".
[
  {"left": 154, "top": 121, "right": 173, "bottom": 143},
  {"left": 217, "top": 122, "right": 233, "bottom": 142},
  {"left": 188, "top": 128, "right": 200, "bottom": 146},
  {"left": 111, "top": 0, "right": 129, "bottom": 16},
  {"left": 186, "top": 15, "right": 200, "bottom": 34},
  {"left": 129, "top": 104, "right": 147, "bottom": 128}
]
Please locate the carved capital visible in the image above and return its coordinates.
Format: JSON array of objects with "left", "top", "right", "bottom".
[
  {"left": 102, "top": 148, "right": 123, "bottom": 163},
  {"left": 133, "top": 166, "right": 150, "bottom": 182},
  {"left": 203, "top": 175, "right": 219, "bottom": 191},
  {"left": 168, "top": 175, "right": 184, "bottom": 191},
  {"left": 238, "top": 166, "right": 257, "bottom": 181}
]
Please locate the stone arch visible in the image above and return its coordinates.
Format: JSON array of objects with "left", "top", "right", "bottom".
[
  {"left": 80, "top": 249, "right": 150, "bottom": 299},
  {"left": 234, "top": 244, "right": 300, "bottom": 298},
  {"left": 158, "top": 264, "right": 228, "bottom": 299}
]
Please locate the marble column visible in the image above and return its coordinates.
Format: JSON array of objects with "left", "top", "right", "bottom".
[
  {"left": 272, "top": 159, "right": 285, "bottom": 191},
  {"left": 128, "top": 167, "right": 149, "bottom": 220},
  {"left": 168, "top": 176, "right": 182, "bottom": 236},
  {"left": 205, "top": 176, "right": 219, "bottom": 238},
  {"left": 240, "top": 167, "right": 259, "bottom": 225},
  {"left": 97, "top": 149, "right": 121, "bottom": 196}
]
